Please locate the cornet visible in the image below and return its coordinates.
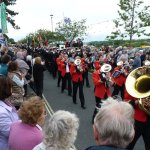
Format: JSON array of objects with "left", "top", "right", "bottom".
[
  {"left": 74, "top": 58, "right": 83, "bottom": 72},
  {"left": 100, "top": 64, "right": 112, "bottom": 86}
]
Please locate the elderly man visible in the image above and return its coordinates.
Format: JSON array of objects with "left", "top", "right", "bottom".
[
  {"left": 85, "top": 98, "right": 134, "bottom": 150},
  {"left": 132, "top": 52, "right": 141, "bottom": 69}
]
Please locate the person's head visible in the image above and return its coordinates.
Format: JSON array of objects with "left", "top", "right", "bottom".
[
  {"left": 8, "top": 61, "right": 18, "bottom": 72},
  {"left": 135, "top": 52, "right": 141, "bottom": 57},
  {"left": 18, "top": 96, "right": 46, "bottom": 126},
  {"left": 1, "top": 54, "right": 11, "bottom": 64},
  {"left": 1, "top": 45, "right": 8, "bottom": 54},
  {"left": 35, "top": 57, "right": 42, "bottom": 64},
  {"left": 0, "top": 76, "right": 12, "bottom": 100},
  {"left": 93, "top": 97, "right": 134, "bottom": 148},
  {"left": 64, "top": 54, "right": 68, "bottom": 61},
  {"left": 26, "top": 55, "right": 32, "bottom": 62},
  {"left": 16, "top": 51, "right": 24, "bottom": 60},
  {"left": 44, "top": 110, "right": 79, "bottom": 150}
]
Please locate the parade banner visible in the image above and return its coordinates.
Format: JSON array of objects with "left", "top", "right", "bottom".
[{"left": 0, "top": 2, "right": 8, "bottom": 33}]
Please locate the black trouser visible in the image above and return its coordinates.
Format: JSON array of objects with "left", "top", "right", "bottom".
[
  {"left": 34, "top": 79, "right": 43, "bottom": 98},
  {"left": 57, "top": 70, "right": 62, "bottom": 87},
  {"left": 61, "top": 72, "right": 72, "bottom": 95},
  {"left": 112, "top": 84, "right": 125, "bottom": 99},
  {"left": 72, "top": 80, "right": 85, "bottom": 107},
  {"left": 23, "top": 84, "right": 28, "bottom": 97},
  {"left": 51, "top": 62, "right": 57, "bottom": 79},
  {"left": 82, "top": 70, "right": 90, "bottom": 87},
  {"left": 127, "top": 118, "right": 150, "bottom": 150},
  {"left": 92, "top": 94, "right": 108, "bottom": 124}
]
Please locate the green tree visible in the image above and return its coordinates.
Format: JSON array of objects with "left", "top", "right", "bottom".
[
  {"left": 8, "top": 38, "right": 15, "bottom": 44},
  {"left": 55, "top": 18, "right": 87, "bottom": 43},
  {"left": 18, "top": 29, "right": 65, "bottom": 47},
  {"left": 2, "top": 0, "right": 20, "bottom": 29},
  {"left": 107, "top": 0, "right": 150, "bottom": 41}
]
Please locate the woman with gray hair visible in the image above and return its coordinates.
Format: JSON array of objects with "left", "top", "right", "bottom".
[
  {"left": 33, "top": 110, "right": 79, "bottom": 150},
  {"left": 85, "top": 97, "right": 135, "bottom": 150}
]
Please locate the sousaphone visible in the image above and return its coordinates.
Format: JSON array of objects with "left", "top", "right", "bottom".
[{"left": 125, "top": 66, "right": 150, "bottom": 115}]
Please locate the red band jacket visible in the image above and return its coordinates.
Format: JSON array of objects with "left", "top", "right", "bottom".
[
  {"left": 70, "top": 64, "right": 83, "bottom": 82},
  {"left": 92, "top": 70, "right": 111, "bottom": 99},
  {"left": 124, "top": 89, "right": 148, "bottom": 122},
  {"left": 56, "top": 58, "right": 62, "bottom": 71},
  {"left": 111, "top": 67, "right": 127, "bottom": 86}
]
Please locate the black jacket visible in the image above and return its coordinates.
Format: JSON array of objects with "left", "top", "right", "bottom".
[
  {"left": 33, "top": 64, "right": 46, "bottom": 81},
  {"left": 85, "top": 145, "right": 126, "bottom": 150}
]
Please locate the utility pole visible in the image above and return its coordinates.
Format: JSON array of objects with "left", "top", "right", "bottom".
[{"left": 50, "top": 14, "right": 53, "bottom": 32}]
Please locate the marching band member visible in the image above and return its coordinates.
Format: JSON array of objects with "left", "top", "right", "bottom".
[
  {"left": 60, "top": 54, "right": 72, "bottom": 96},
  {"left": 70, "top": 56, "right": 86, "bottom": 109},
  {"left": 93, "top": 57, "right": 101, "bottom": 71},
  {"left": 125, "top": 65, "right": 150, "bottom": 150},
  {"left": 82, "top": 54, "right": 90, "bottom": 88},
  {"left": 92, "top": 64, "right": 112, "bottom": 123},
  {"left": 56, "top": 54, "right": 63, "bottom": 87},
  {"left": 111, "top": 61, "right": 128, "bottom": 99}
]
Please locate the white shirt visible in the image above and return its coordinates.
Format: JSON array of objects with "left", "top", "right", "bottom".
[{"left": 66, "top": 63, "right": 70, "bottom": 73}]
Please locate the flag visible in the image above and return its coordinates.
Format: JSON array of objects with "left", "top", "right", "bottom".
[
  {"left": 39, "top": 35, "right": 43, "bottom": 47},
  {"left": 27, "top": 37, "right": 30, "bottom": 47},
  {"left": 64, "top": 17, "right": 71, "bottom": 24},
  {"left": 44, "top": 36, "right": 48, "bottom": 46},
  {"left": 31, "top": 36, "right": 35, "bottom": 48},
  {"left": 0, "top": 2, "right": 8, "bottom": 33}
]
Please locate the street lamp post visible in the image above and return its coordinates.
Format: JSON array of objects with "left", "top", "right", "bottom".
[{"left": 50, "top": 14, "right": 53, "bottom": 32}]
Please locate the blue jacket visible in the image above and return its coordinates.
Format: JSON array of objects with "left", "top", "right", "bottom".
[
  {"left": 0, "top": 64, "right": 8, "bottom": 76},
  {"left": 85, "top": 145, "right": 127, "bottom": 150}
]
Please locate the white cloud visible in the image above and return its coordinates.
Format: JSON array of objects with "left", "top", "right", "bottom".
[{"left": 6, "top": 0, "right": 150, "bottom": 42}]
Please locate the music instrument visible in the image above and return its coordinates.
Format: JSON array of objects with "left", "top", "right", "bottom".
[
  {"left": 145, "top": 60, "right": 150, "bottom": 66},
  {"left": 74, "top": 58, "right": 83, "bottom": 72},
  {"left": 74, "top": 59, "right": 81, "bottom": 66},
  {"left": 112, "top": 66, "right": 127, "bottom": 78},
  {"left": 100, "top": 64, "right": 112, "bottom": 73},
  {"left": 100, "top": 64, "right": 112, "bottom": 86},
  {"left": 125, "top": 66, "right": 150, "bottom": 115}
]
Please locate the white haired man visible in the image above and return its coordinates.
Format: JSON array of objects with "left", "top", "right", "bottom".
[
  {"left": 85, "top": 98, "right": 135, "bottom": 150},
  {"left": 33, "top": 110, "right": 79, "bottom": 150}
]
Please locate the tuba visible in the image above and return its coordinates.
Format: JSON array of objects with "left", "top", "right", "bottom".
[{"left": 125, "top": 66, "right": 150, "bottom": 115}]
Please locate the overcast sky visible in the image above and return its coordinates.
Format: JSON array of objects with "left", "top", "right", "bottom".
[{"left": 6, "top": 0, "right": 149, "bottom": 42}]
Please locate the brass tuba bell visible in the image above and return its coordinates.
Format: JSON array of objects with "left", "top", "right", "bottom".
[{"left": 125, "top": 66, "right": 150, "bottom": 115}]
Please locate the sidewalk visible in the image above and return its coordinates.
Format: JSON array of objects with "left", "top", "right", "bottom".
[{"left": 24, "top": 84, "right": 36, "bottom": 100}]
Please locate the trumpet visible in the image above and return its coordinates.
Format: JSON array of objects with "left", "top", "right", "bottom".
[{"left": 125, "top": 66, "right": 150, "bottom": 115}]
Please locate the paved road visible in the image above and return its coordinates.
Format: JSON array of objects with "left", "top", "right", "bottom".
[{"left": 43, "top": 71, "right": 144, "bottom": 150}]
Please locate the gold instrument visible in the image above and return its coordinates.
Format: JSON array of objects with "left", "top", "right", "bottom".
[
  {"left": 100, "top": 64, "right": 112, "bottom": 86},
  {"left": 100, "top": 64, "right": 112, "bottom": 73},
  {"left": 74, "top": 58, "right": 83, "bottom": 72},
  {"left": 74, "top": 58, "right": 81, "bottom": 66},
  {"left": 125, "top": 66, "right": 150, "bottom": 115}
]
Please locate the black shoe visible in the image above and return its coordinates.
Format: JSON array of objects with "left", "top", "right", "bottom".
[
  {"left": 86, "top": 85, "right": 90, "bottom": 88},
  {"left": 68, "top": 94, "right": 72, "bottom": 96},
  {"left": 73, "top": 101, "right": 77, "bottom": 104},
  {"left": 57, "top": 85, "right": 60, "bottom": 87},
  {"left": 81, "top": 106, "right": 86, "bottom": 109}
]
